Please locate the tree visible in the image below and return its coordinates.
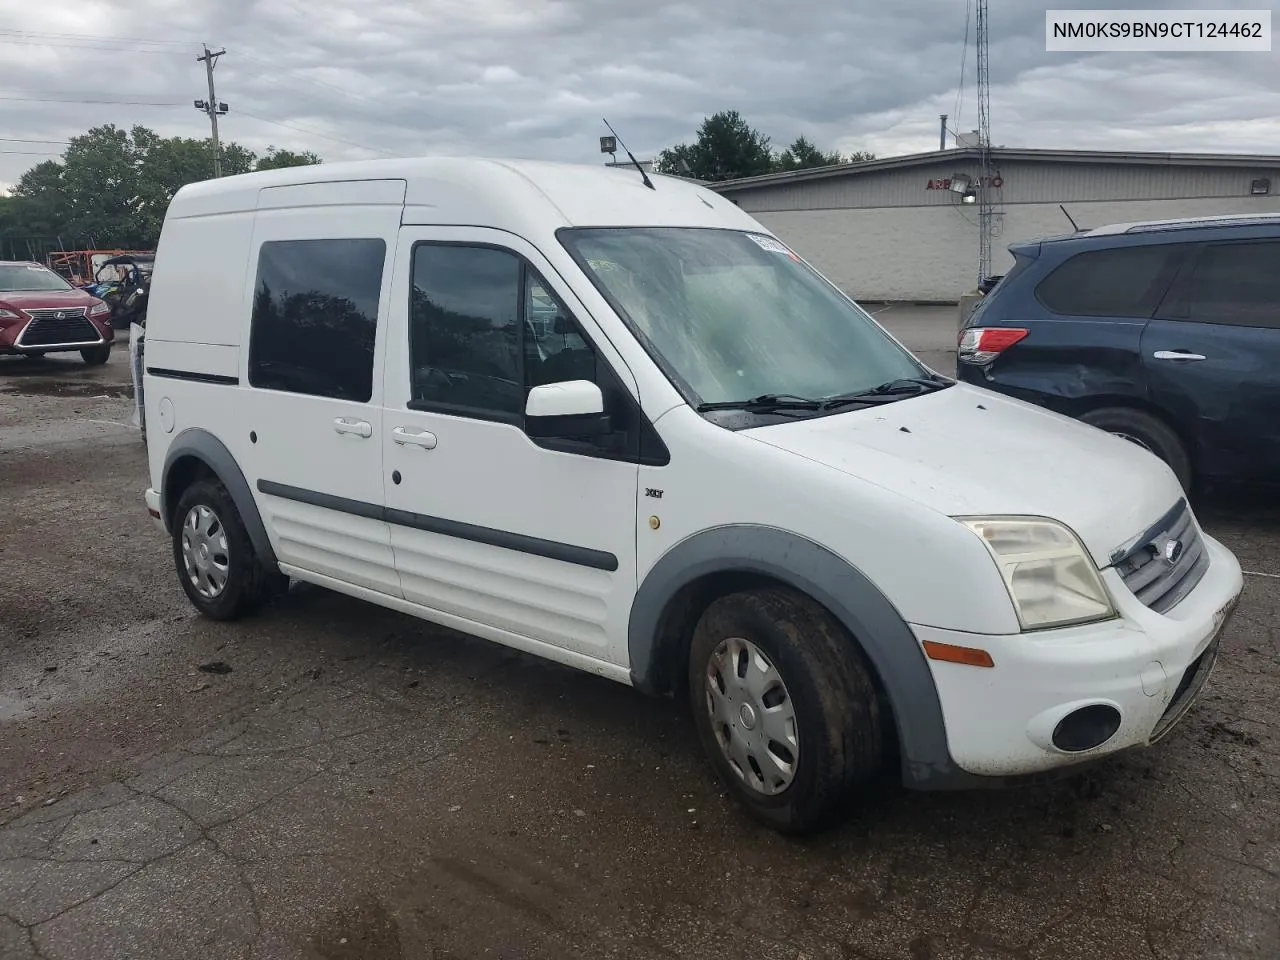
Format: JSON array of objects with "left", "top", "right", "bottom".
[
  {"left": 656, "top": 110, "right": 776, "bottom": 182},
  {"left": 0, "top": 124, "right": 325, "bottom": 252},
  {"left": 657, "top": 113, "right": 875, "bottom": 180},
  {"left": 255, "top": 147, "right": 323, "bottom": 171},
  {"left": 775, "top": 135, "right": 875, "bottom": 171}
]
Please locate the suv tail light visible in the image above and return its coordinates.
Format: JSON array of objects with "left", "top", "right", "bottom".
[{"left": 958, "top": 327, "right": 1028, "bottom": 365}]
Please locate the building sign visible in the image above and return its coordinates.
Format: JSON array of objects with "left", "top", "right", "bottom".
[{"left": 927, "top": 175, "right": 1004, "bottom": 190}]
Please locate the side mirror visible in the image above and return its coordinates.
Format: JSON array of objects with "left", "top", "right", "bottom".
[{"left": 525, "top": 380, "right": 611, "bottom": 439}]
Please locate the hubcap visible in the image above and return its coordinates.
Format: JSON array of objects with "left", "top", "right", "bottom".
[
  {"left": 704, "top": 637, "right": 799, "bottom": 796},
  {"left": 180, "top": 504, "right": 229, "bottom": 600}
]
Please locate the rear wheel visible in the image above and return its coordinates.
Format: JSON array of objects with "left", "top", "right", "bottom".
[
  {"left": 171, "top": 479, "right": 282, "bottom": 620},
  {"left": 687, "top": 588, "right": 884, "bottom": 835},
  {"left": 1079, "top": 406, "right": 1191, "bottom": 491},
  {"left": 81, "top": 344, "right": 111, "bottom": 365}
]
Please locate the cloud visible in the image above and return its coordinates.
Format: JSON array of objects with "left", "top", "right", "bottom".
[{"left": 0, "top": 0, "right": 1275, "bottom": 190}]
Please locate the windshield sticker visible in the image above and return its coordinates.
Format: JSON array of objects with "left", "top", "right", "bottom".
[{"left": 747, "top": 234, "right": 793, "bottom": 255}]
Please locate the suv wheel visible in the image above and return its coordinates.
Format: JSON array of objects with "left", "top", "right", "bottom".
[
  {"left": 81, "top": 344, "right": 111, "bottom": 365},
  {"left": 171, "top": 479, "right": 281, "bottom": 620},
  {"left": 1079, "top": 407, "right": 1192, "bottom": 491},
  {"left": 687, "top": 588, "right": 884, "bottom": 835}
]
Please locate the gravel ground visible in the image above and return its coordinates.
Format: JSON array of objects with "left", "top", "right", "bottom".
[{"left": 1, "top": 321, "right": 1277, "bottom": 960}]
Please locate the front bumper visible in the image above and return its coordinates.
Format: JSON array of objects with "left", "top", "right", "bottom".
[
  {"left": 0, "top": 313, "right": 114, "bottom": 353},
  {"left": 145, "top": 487, "right": 166, "bottom": 533},
  {"left": 914, "top": 532, "right": 1243, "bottom": 778}
]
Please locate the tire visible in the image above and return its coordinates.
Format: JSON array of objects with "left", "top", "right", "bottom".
[
  {"left": 81, "top": 344, "right": 111, "bottom": 365},
  {"left": 1079, "top": 406, "right": 1192, "bottom": 491},
  {"left": 171, "top": 479, "right": 281, "bottom": 620},
  {"left": 687, "top": 587, "right": 884, "bottom": 835}
]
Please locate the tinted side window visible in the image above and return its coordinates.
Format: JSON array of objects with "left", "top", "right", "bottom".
[
  {"left": 525, "top": 274, "right": 597, "bottom": 387},
  {"left": 1036, "top": 244, "right": 1184, "bottom": 318},
  {"left": 409, "top": 243, "right": 667, "bottom": 465},
  {"left": 1180, "top": 241, "right": 1280, "bottom": 328},
  {"left": 409, "top": 245, "right": 525, "bottom": 416},
  {"left": 248, "top": 239, "right": 386, "bottom": 402}
]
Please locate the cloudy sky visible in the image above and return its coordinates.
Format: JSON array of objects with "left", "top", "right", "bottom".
[{"left": 1, "top": 0, "right": 1276, "bottom": 192}]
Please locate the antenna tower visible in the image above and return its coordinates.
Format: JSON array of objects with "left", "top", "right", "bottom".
[{"left": 976, "top": 0, "right": 994, "bottom": 284}]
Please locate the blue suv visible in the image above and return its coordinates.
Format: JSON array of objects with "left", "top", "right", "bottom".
[{"left": 956, "top": 213, "right": 1280, "bottom": 491}]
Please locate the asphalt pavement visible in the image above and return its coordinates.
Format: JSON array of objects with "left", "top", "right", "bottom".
[{"left": 1, "top": 317, "right": 1277, "bottom": 960}]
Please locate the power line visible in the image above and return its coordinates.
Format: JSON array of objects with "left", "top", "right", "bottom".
[
  {"left": 235, "top": 109, "right": 392, "bottom": 155},
  {"left": 0, "top": 149, "right": 61, "bottom": 155},
  {"left": 0, "top": 137, "right": 70, "bottom": 145},
  {"left": 0, "top": 37, "right": 190, "bottom": 55},
  {"left": 0, "top": 94, "right": 185, "bottom": 106},
  {"left": 230, "top": 50, "right": 383, "bottom": 107},
  {"left": 0, "top": 28, "right": 196, "bottom": 46}
]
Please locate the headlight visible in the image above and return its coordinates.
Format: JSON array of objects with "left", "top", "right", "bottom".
[
  {"left": 89, "top": 302, "right": 111, "bottom": 316},
  {"left": 959, "top": 517, "right": 1115, "bottom": 630},
  {"left": 0, "top": 309, "right": 19, "bottom": 319}
]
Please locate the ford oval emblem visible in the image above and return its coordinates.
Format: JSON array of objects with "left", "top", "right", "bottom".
[{"left": 1164, "top": 539, "right": 1184, "bottom": 564}]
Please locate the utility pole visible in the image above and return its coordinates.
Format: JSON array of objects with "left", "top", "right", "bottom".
[
  {"left": 195, "top": 45, "right": 228, "bottom": 177},
  {"left": 939, "top": 114, "right": 948, "bottom": 151}
]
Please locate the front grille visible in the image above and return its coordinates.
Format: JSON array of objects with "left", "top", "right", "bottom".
[
  {"left": 16, "top": 310, "right": 101, "bottom": 348},
  {"left": 23, "top": 306, "right": 87, "bottom": 321},
  {"left": 1113, "top": 499, "right": 1208, "bottom": 614}
]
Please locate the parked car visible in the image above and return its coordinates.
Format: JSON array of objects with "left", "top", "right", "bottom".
[
  {"left": 141, "top": 160, "right": 1243, "bottom": 834},
  {"left": 957, "top": 213, "right": 1280, "bottom": 491},
  {"left": 0, "top": 260, "right": 115, "bottom": 365}
]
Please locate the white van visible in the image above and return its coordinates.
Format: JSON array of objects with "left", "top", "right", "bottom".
[{"left": 141, "top": 158, "right": 1243, "bottom": 833}]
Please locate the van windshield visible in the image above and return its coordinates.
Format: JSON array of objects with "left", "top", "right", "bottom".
[
  {"left": 559, "top": 227, "right": 929, "bottom": 409},
  {"left": 0, "top": 264, "right": 74, "bottom": 293}
]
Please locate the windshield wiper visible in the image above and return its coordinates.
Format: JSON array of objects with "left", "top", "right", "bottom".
[
  {"left": 821, "top": 376, "right": 953, "bottom": 411},
  {"left": 696, "top": 393, "right": 823, "bottom": 413}
]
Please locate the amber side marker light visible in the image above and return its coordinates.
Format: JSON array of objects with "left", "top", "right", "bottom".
[{"left": 922, "top": 640, "right": 995, "bottom": 668}]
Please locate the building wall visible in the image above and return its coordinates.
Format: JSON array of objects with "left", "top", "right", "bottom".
[
  {"left": 726, "top": 158, "right": 1279, "bottom": 212},
  {"left": 730, "top": 160, "right": 1280, "bottom": 301},
  {"left": 754, "top": 206, "right": 977, "bottom": 302}
]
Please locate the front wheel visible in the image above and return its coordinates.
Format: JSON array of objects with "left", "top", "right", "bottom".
[
  {"left": 81, "top": 344, "right": 111, "bottom": 365},
  {"left": 171, "top": 479, "right": 281, "bottom": 620},
  {"left": 1079, "top": 407, "right": 1191, "bottom": 491},
  {"left": 687, "top": 588, "right": 884, "bottom": 835}
]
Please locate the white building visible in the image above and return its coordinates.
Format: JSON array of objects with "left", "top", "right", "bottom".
[{"left": 708, "top": 147, "right": 1280, "bottom": 302}]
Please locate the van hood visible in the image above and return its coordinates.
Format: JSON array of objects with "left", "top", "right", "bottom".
[{"left": 742, "top": 383, "right": 1185, "bottom": 568}]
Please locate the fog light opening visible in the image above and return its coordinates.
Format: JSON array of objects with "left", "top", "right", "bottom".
[{"left": 1052, "top": 704, "right": 1122, "bottom": 753}]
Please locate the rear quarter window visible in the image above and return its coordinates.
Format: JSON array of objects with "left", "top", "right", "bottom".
[{"left": 1035, "top": 243, "right": 1187, "bottom": 318}]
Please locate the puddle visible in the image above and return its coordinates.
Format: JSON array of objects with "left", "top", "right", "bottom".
[{"left": 0, "top": 379, "right": 132, "bottom": 400}]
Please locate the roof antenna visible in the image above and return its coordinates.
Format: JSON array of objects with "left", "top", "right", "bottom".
[
  {"left": 1059, "top": 203, "right": 1081, "bottom": 232},
  {"left": 602, "top": 118, "right": 655, "bottom": 190}
]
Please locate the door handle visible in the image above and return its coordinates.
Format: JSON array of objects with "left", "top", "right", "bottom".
[
  {"left": 1153, "top": 350, "right": 1207, "bottom": 362},
  {"left": 393, "top": 426, "right": 437, "bottom": 449},
  {"left": 333, "top": 417, "right": 373, "bottom": 438}
]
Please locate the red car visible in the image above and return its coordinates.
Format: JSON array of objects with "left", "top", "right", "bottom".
[{"left": 0, "top": 260, "right": 115, "bottom": 365}]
